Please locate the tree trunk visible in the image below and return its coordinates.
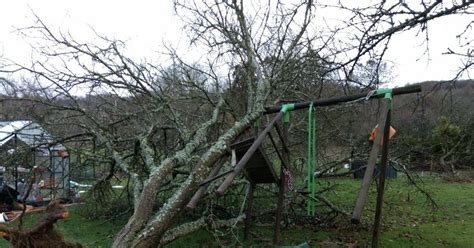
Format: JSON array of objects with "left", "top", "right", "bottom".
[
  {"left": 113, "top": 99, "right": 226, "bottom": 247},
  {"left": 129, "top": 112, "right": 261, "bottom": 247}
]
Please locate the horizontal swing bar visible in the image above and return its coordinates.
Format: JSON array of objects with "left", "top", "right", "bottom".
[{"left": 264, "top": 84, "right": 421, "bottom": 114}]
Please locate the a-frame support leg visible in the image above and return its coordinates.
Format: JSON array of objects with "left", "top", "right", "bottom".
[
  {"left": 371, "top": 107, "right": 392, "bottom": 247},
  {"left": 352, "top": 100, "right": 390, "bottom": 224},
  {"left": 274, "top": 173, "right": 285, "bottom": 244},
  {"left": 244, "top": 182, "right": 255, "bottom": 240},
  {"left": 274, "top": 120, "right": 289, "bottom": 245}
]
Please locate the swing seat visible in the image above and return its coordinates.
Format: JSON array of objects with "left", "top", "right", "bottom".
[{"left": 230, "top": 137, "right": 278, "bottom": 184}]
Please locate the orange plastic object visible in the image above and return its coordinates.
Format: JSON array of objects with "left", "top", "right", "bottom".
[
  {"left": 369, "top": 125, "right": 396, "bottom": 144},
  {"left": 62, "top": 211, "right": 69, "bottom": 219}
]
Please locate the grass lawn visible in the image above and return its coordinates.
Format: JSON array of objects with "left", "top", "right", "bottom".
[
  {"left": 169, "top": 175, "right": 474, "bottom": 247},
  {"left": 1, "top": 175, "right": 473, "bottom": 247}
]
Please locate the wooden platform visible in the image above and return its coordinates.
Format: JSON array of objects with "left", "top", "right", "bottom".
[{"left": 230, "top": 137, "right": 278, "bottom": 184}]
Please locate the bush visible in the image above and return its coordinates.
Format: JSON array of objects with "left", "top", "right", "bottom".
[{"left": 397, "top": 116, "right": 473, "bottom": 172}]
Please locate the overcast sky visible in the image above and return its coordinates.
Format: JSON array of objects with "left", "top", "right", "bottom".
[{"left": 0, "top": 0, "right": 472, "bottom": 87}]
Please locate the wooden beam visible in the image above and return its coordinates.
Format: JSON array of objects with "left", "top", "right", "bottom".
[
  {"left": 371, "top": 108, "right": 392, "bottom": 248},
  {"left": 274, "top": 171, "right": 285, "bottom": 244},
  {"left": 351, "top": 100, "right": 389, "bottom": 224},
  {"left": 274, "top": 124, "right": 290, "bottom": 153},
  {"left": 186, "top": 157, "right": 227, "bottom": 209},
  {"left": 264, "top": 85, "right": 421, "bottom": 114},
  {"left": 244, "top": 183, "right": 255, "bottom": 240},
  {"left": 197, "top": 169, "right": 233, "bottom": 187},
  {"left": 274, "top": 121, "right": 289, "bottom": 244},
  {"left": 268, "top": 132, "right": 289, "bottom": 169}
]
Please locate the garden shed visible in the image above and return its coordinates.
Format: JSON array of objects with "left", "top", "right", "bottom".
[{"left": 0, "top": 120, "right": 70, "bottom": 204}]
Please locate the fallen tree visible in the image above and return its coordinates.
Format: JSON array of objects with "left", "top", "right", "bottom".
[{"left": 0, "top": 0, "right": 472, "bottom": 247}]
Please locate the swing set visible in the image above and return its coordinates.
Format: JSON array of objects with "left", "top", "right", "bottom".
[{"left": 186, "top": 84, "right": 421, "bottom": 247}]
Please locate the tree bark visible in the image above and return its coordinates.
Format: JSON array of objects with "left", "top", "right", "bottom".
[
  {"left": 112, "top": 99, "right": 226, "bottom": 247},
  {"left": 129, "top": 111, "right": 261, "bottom": 247},
  {"left": 161, "top": 215, "right": 245, "bottom": 246}
]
